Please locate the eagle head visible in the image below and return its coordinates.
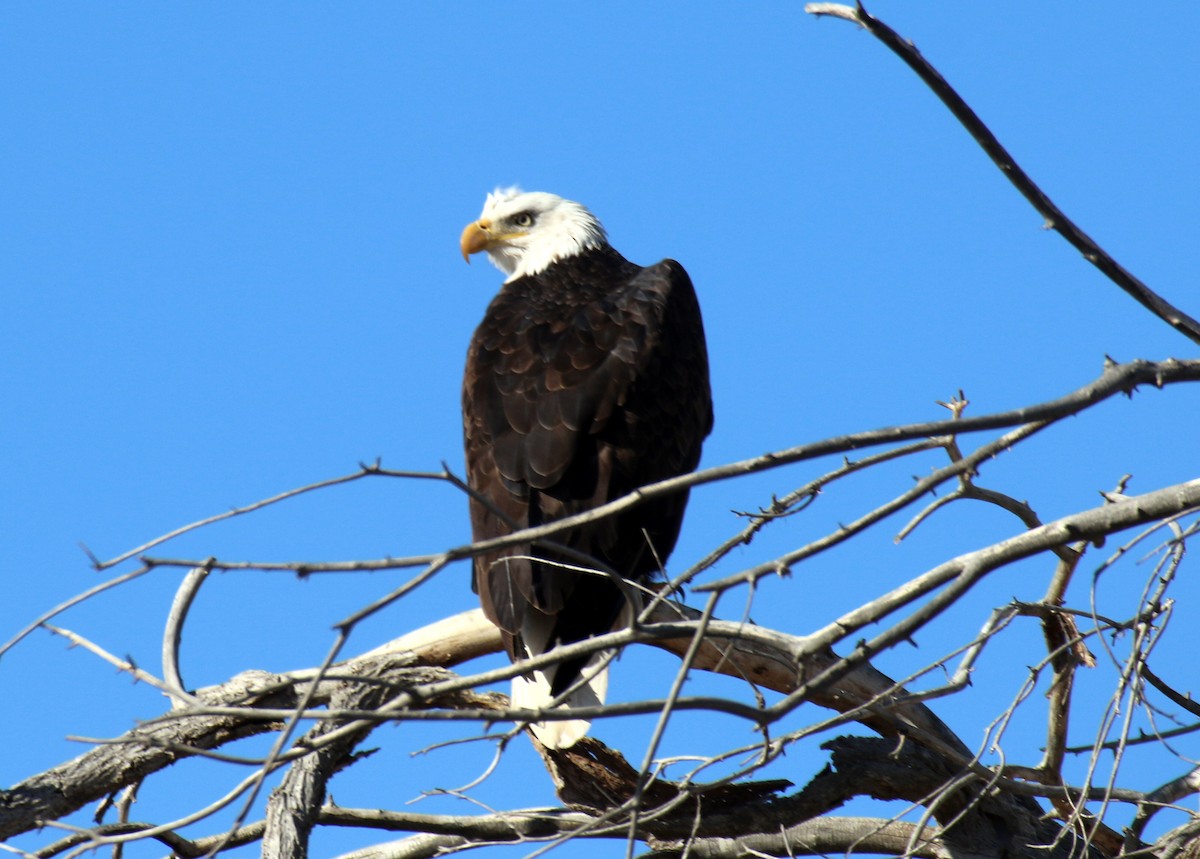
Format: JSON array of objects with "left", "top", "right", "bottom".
[{"left": 460, "top": 188, "right": 607, "bottom": 281}]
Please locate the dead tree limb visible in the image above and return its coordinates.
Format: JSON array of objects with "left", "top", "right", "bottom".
[{"left": 805, "top": 2, "right": 1200, "bottom": 345}]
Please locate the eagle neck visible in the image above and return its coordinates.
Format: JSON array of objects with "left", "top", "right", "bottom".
[{"left": 507, "top": 246, "right": 637, "bottom": 300}]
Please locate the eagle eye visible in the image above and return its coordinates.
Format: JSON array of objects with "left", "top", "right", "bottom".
[{"left": 512, "top": 212, "right": 535, "bottom": 228}]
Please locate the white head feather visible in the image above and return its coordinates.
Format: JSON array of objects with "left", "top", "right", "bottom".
[{"left": 473, "top": 187, "right": 608, "bottom": 282}]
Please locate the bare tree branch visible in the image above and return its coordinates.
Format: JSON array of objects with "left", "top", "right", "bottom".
[
  {"left": 9, "top": 6, "right": 1200, "bottom": 859},
  {"left": 642, "top": 817, "right": 954, "bottom": 859},
  {"left": 805, "top": 2, "right": 1200, "bottom": 345},
  {"left": 132, "top": 358, "right": 1200, "bottom": 578},
  {"left": 261, "top": 666, "right": 396, "bottom": 859}
]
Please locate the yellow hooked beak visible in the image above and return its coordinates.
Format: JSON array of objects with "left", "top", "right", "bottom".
[
  {"left": 459, "top": 219, "right": 492, "bottom": 262},
  {"left": 460, "top": 218, "right": 529, "bottom": 262}
]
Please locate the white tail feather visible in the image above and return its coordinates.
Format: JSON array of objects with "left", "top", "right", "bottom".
[
  {"left": 511, "top": 657, "right": 608, "bottom": 749},
  {"left": 513, "top": 600, "right": 632, "bottom": 749}
]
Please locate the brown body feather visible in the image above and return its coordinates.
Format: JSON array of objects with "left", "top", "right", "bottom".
[{"left": 463, "top": 245, "right": 712, "bottom": 697}]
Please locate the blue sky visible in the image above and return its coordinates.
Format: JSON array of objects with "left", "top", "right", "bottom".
[{"left": 4, "top": 4, "right": 1199, "bottom": 857}]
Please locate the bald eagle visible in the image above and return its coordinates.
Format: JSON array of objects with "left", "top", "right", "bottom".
[{"left": 460, "top": 188, "right": 713, "bottom": 748}]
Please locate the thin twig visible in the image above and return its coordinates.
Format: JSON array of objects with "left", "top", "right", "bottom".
[
  {"left": 94, "top": 463, "right": 450, "bottom": 570},
  {"left": 0, "top": 567, "right": 152, "bottom": 660},
  {"left": 134, "top": 359, "right": 1200, "bottom": 579},
  {"left": 805, "top": 2, "right": 1200, "bottom": 346},
  {"left": 41, "top": 624, "right": 168, "bottom": 691},
  {"left": 626, "top": 592, "right": 721, "bottom": 858}
]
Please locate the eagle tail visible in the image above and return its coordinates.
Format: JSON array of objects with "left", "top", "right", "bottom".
[
  {"left": 511, "top": 657, "right": 609, "bottom": 749},
  {"left": 512, "top": 600, "right": 633, "bottom": 749}
]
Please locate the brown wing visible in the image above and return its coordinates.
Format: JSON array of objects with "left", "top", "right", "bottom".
[{"left": 462, "top": 252, "right": 712, "bottom": 677}]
